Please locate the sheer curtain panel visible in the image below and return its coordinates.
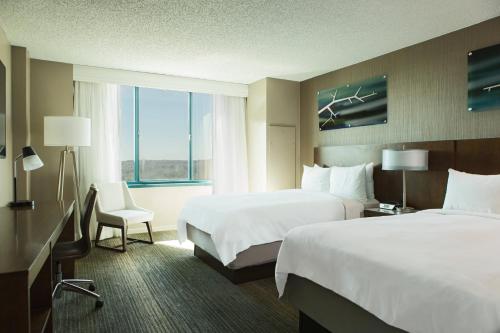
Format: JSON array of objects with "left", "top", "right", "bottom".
[
  {"left": 212, "top": 95, "right": 249, "bottom": 194},
  {"left": 74, "top": 81, "right": 121, "bottom": 239}
]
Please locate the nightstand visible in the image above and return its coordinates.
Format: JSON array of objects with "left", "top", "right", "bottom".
[{"left": 363, "top": 208, "right": 419, "bottom": 217}]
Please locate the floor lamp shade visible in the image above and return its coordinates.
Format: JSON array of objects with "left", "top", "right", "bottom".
[
  {"left": 44, "top": 116, "right": 91, "bottom": 206},
  {"left": 44, "top": 116, "right": 91, "bottom": 147}
]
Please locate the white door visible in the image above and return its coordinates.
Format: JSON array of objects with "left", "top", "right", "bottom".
[{"left": 268, "top": 125, "right": 296, "bottom": 191}]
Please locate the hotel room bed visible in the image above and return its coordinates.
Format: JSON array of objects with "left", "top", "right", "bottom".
[
  {"left": 276, "top": 209, "right": 500, "bottom": 333},
  {"left": 178, "top": 189, "right": 376, "bottom": 282}
]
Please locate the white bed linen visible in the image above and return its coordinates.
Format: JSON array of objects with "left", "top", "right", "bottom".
[
  {"left": 363, "top": 198, "right": 380, "bottom": 208},
  {"left": 177, "top": 189, "right": 363, "bottom": 266},
  {"left": 276, "top": 210, "right": 500, "bottom": 333}
]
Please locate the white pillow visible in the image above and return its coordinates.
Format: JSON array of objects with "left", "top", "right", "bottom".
[
  {"left": 443, "top": 169, "right": 500, "bottom": 214},
  {"left": 301, "top": 165, "right": 330, "bottom": 192},
  {"left": 365, "top": 162, "right": 375, "bottom": 200},
  {"left": 330, "top": 164, "right": 367, "bottom": 202},
  {"left": 316, "top": 163, "right": 375, "bottom": 199}
]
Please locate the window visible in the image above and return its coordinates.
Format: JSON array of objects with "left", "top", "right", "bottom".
[{"left": 119, "top": 86, "right": 213, "bottom": 187}]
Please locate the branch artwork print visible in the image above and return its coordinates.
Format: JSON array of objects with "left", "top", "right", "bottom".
[
  {"left": 483, "top": 83, "right": 500, "bottom": 92},
  {"left": 468, "top": 43, "right": 500, "bottom": 112},
  {"left": 316, "top": 75, "right": 387, "bottom": 131},
  {"left": 318, "top": 86, "right": 377, "bottom": 128}
]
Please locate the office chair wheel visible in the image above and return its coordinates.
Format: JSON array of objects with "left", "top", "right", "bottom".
[
  {"left": 89, "top": 284, "right": 96, "bottom": 291},
  {"left": 95, "top": 299, "right": 104, "bottom": 308}
]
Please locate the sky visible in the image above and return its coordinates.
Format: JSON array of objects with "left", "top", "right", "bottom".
[{"left": 119, "top": 86, "right": 212, "bottom": 161}]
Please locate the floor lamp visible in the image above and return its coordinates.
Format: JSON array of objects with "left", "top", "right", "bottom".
[{"left": 44, "top": 116, "right": 91, "bottom": 210}]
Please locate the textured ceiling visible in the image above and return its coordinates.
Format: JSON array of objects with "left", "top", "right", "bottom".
[{"left": 0, "top": 1, "right": 499, "bottom": 84}]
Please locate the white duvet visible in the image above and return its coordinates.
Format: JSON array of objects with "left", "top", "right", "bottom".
[
  {"left": 276, "top": 210, "right": 500, "bottom": 333},
  {"left": 177, "top": 189, "right": 363, "bottom": 266}
]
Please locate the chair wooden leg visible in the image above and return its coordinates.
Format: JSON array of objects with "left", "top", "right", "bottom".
[
  {"left": 121, "top": 226, "right": 127, "bottom": 252},
  {"left": 95, "top": 223, "right": 128, "bottom": 253},
  {"left": 145, "top": 222, "right": 154, "bottom": 244},
  {"left": 95, "top": 224, "right": 103, "bottom": 247}
]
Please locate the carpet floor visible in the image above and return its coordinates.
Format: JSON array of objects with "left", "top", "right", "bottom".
[{"left": 53, "top": 231, "right": 298, "bottom": 333}]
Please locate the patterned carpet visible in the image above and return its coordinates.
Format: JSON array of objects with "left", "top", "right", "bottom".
[{"left": 53, "top": 231, "right": 298, "bottom": 333}]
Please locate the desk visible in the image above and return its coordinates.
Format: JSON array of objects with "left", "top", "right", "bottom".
[{"left": 0, "top": 201, "right": 75, "bottom": 333}]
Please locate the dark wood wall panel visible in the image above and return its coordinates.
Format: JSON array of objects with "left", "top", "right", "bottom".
[
  {"left": 315, "top": 137, "right": 499, "bottom": 210},
  {"left": 455, "top": 138, "right": 500, "bottom": 175},
  {"left": 396, "top": 141, "right": 454, "bottom": 209}
]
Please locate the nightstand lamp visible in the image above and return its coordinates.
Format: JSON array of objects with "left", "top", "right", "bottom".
[{"left": 382, "top": 148, "right": 428, "bottom": 212}]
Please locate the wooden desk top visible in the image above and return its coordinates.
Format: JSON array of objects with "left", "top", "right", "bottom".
[{"left": 0, "top": 201, "right": 74, "bottom": 276}]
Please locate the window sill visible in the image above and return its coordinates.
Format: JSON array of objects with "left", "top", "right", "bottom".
[{"left": 127, "top": 180, "right": 212, "bottom": 188}]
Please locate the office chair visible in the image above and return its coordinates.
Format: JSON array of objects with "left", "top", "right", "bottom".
[{"left": 52, "top": 186, "right": 103, "bottom": 308}]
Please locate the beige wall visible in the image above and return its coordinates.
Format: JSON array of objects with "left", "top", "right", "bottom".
[
  {"left": 246, "top": 77, "right": 300, "bottom": 191},
  {"left": 246, "top": 78, "right": 267, "bottom": 192},
  {"left": 30, "top": 59, "right": 74, "bottom": 202},
  {"left": 0, "top": 26, "right": 12, "bottom": 206},
  {"left": 128, "top": 186, "right": 212, "bottom": 233},
  {"left": 11, "top": 46, "right": 31, "bottom": 199},
  {"left": 267, "top": 78, "right": 300, "bottom": 126},
  {"left": 301, "top": 16, "right": 500, "bottom": 167},
  {"left": 266, "top": 78, "right": 300, "bottom": 186}
]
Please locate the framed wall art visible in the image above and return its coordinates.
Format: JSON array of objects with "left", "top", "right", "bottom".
[
  {"left": 317, "top": 75, "right": 387, "bottom": 131},
  {"left": 468, "top": 43, "right": 500, "bottom": 112}
]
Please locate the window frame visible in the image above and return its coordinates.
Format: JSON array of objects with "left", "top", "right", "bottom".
[{"left": 125, "top": 87, "right": 212, "bottom": 188}]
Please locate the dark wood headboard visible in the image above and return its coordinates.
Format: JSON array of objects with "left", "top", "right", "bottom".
[{"left": 314, "top": 137, "right": 500, "bottom": 209}]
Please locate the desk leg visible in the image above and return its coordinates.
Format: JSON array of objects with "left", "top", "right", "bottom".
[
  {"left": 57, "top": 209, "right": 75, "bottom": 279},
  {"left": 0, "top": 272, "right": 30, "bottom": 332},
  {"left": 31, "top": 253, "right": 53, "bottom": 333}
]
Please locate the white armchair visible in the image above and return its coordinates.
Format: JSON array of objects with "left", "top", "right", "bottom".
[{"left": 94, "top": 181, "right": 154, "bottom": 252}]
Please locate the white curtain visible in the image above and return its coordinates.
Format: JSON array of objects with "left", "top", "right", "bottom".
[
  {"left": 74, "top": 81, "right": 121, "bottom": 239},
  {"left": 212, "top": 95, "right": 249, "bottom": 194}
]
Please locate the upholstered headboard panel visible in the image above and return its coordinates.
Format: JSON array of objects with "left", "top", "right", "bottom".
[{"left": 314, "top": 137, "right": 500, "bottom": 210}]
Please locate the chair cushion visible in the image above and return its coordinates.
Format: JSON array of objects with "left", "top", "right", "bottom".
[
  {"left": 98, "top": 209, "right": 154, "bottom": 226},
  {"left": 53, "top": 239, "right": 89, "bottom": 262}
]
